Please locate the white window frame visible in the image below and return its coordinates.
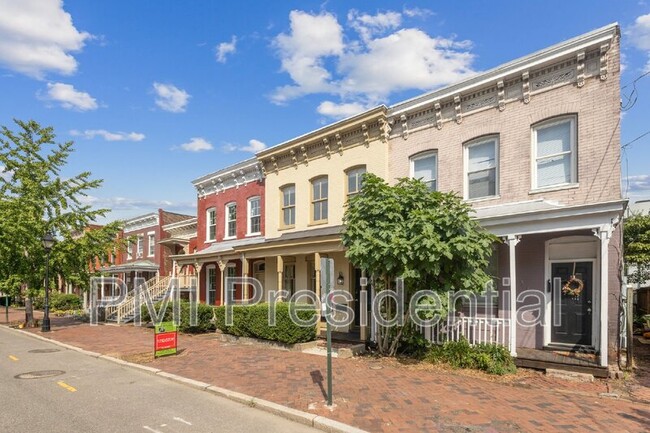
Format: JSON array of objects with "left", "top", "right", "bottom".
[
  {"left": 206, "top": 265, "right": 216, "bottom": 305},
  {"left": 531, "top": 115, "right": 577, "bottom": 191},
  {"left": 247, "top": 196, "right": 261, "bottom": 236},
  {"left": 281, "top": 184, "right": 296, "bottom": 228},
  {"left": 464, "top": 136, "right": 499, "bottom": 200},
  {"left": 225, "top": 202, "right": 237, "bottom": 239},
  {"left": 147, "top": 231, "right": 155, "bottom": 257},
  {"left": 206, "top": 208, "right": 216, "bottom": 242},
  {"left": 127, "top": 241, "right": 133, "bottom": 260},
  {"left": 409, "top": 151, "right": 438, "bottom": 191},
  {"left": 136, "top": 235, "right": 144, "bottom": 258}
]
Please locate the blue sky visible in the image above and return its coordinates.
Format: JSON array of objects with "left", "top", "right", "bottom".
[{"left": 1, "top": 0, "right": 650, "bottom": 223}]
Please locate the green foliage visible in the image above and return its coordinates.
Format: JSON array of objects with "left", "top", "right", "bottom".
[
  {"left": 140, "top": 301, "right": 216, "bottom": 333},
  {"left": 0, "top": 119, "right": 123, "bottom": 298},
  {"left": 342, "top": 173, "right": 497, "bottom": 355},
  {"left": 50, "top": 293, "right": 82, "bottom": 310},
  {"left": 624, "top": 213, "right": 650, "bottom": 284},
  {"left": 214, "top": 303, "right": 318, "bottom": 344},
  {"left": 426, "top": 339, "right": 516, "bottom": 375}
]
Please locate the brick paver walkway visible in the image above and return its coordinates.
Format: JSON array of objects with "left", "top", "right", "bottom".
[{"left": 8, "top": 311, "right": 649, "bottom": 432}]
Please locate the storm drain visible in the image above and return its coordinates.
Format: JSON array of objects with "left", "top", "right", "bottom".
[
  {"left": 28, "top": 348, "right": 61, "bottom": 354},
  {"left": 15, "top": 370, "right": 65, "bottom": 380}
]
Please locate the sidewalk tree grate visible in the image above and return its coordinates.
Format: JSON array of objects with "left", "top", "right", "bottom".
[
  {"left": 14, "top": 370, "right": 65, "bottom": 380},
  {"left": 28, "top": 348, "right": 61, "bottom": 353}
]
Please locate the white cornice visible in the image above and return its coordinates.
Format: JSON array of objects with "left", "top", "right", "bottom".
[
  {"left": 123, "top": 213, "right": 159, "bottom": 233},
  {"left": 389, "top": 23, "right": 619, "bottom": 118},
  {"left": 192, "top": 159, "right": 263, "bottom": 197}
]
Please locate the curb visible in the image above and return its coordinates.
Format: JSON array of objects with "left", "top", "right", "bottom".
[{"left": 3, "top": 325, "right": 368, "bottom": 433}]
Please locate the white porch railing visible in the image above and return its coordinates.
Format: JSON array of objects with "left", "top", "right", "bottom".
[
  {"left": 105, "top": 276, "right": 172, "bottom": 324},
  {"left": 418, "top": 316, "right": 511, "bottom": 349}
]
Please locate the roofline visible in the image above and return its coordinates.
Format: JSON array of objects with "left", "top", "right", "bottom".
[
  {"left": 123, "top": 212, "right": 158, "bottom": 228},
  {"left": 191, "top": 158, "right": 259, "bottom": 187},
  {"left": 390, "top": 23, "right": 619, "bottom": 117},
  {"left": 162, "top": 217, "right": 197, "bottom": 231},
  {"left": 257, "top": 105, "right": 387, "bottom": 159}
]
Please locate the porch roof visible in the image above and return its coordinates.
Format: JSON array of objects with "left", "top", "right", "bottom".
[
  {"left": 100, "top": 260, "right": 159, "bottom": 273},
  {"left": 171, "top": 236, "right": 265, "bottom": 263},
  {"left": 475, "top": 199, "right": 627, "bottom": 237}
]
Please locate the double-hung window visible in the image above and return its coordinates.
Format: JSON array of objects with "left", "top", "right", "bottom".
[
  {"left": 127, "top": 242, "right": 133, "bottom": 260},
  {"left": 247, "top": 197, "right": 261, "bottom": 235},
  {"left": 283, "top": 263, "right": 296, "bottom": 296},
  {"left": 346, "top": 166, "right": 366, "bottom": 197},
  {"left": 410, "top": 152, "right": 437, "bottom": 191},
  {"left": 281, "top": 185, "right": 295, "bottom": 227},
  {"left": 533, "top": 116, "right": 577, "bottom": 189},
  {"left": 225, "top": 203, "right": 237, "bottom": 238},
  {"left": 147, "top": 233, "right": 155, "bottom": 257},
  {"left": 136, "top": 236, "right": 144, "bottom": 258},
  {"left": 206, "top": 208, "right": 216, "bottom": 241},
  {"left": 311, "top": 177, "right": 328, "bottom": 222},
  {"left": 465, "top": 136, "right": 498, "bottom": 199}
]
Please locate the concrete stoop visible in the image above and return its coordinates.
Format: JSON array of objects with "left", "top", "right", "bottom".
[{"left": 545, "top": 368, "right": 594, "bottom": 383}]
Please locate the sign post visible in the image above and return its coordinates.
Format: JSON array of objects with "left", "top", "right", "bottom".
[
  {"left": 154, "top": 321, "right": 178, "bottom": 358},
  {"left": 320, "top": 258, "right": 335, "bottom": 406}
]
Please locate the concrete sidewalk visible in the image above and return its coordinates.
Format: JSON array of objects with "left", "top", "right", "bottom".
[{"left": 10, "top": 311, "right": 650, "bottom": 432}]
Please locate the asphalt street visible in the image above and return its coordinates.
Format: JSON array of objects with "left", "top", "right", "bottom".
[{"left": 0, "top": 326, "right": 319, "bottom": 433}]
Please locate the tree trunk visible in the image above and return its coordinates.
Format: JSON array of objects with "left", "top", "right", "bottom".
[{"left": 25, "top": 297, "right": 34, "bottom": 327}]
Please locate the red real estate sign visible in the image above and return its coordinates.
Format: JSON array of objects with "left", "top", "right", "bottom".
[{"left": 154, "top": 322, "right": 178, "bottom": 358}]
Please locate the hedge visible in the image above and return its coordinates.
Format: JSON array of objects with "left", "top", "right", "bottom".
[
  {"left": 32, "top": 292, "right": 81, "bottom": 311},
  {"left": 214, "top": 303, "right": 318, "bottom": 344},
  {"left": 426, "top": 338, "right": 516, "bottom": 375},
  {"left": 140, "top": 301, "right": 216, "bottom": 333}
]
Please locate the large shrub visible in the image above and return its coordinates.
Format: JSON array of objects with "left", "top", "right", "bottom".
[
  {"left": 51, "top": 293, "right": 82, "bottom": 310},
  {"left": 140, "top": 301, "right": 216, "bottom": 333},
  {"left": 214, "top": 303, "right": 317, "bottom": 344},
  {"left": 426, "top": 339, "right": 516, "bottom": 375}
]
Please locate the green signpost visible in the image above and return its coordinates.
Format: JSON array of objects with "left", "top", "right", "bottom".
[
  {"left": 320, "top": 257, "right": 335, "bottom": 406},
  {"left": 154, "top": 321, "right": 178, "bottom": 358}
]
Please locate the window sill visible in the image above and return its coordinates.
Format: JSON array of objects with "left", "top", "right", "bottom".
[
  {"left": 223, "top": 236, "right": 236, "bottom": 241},
  {"left": 529, "top": 183, "right": 579, "bottom": 195},
  {"left": 245, "top": 232, "right": 262, "bottom": 237},
  {"left": 308, "top": 220, "right": 328, "bottom": 227},
  {"left": 278, "top": 225, "right": 295, "bottom": 231},
  {"left": 204, "top": 240, "right": 216, "bottom": 244},
  {"left": 465, "top": 195, "right": 500, "bottom": 204}
]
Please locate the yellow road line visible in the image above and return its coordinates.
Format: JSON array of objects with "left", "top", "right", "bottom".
[
  {"left": 56, "top": 381, "right": 77, "bottom": 392},
  {"left": 8, "top": 355, "right": 18, "bottom": 361}
]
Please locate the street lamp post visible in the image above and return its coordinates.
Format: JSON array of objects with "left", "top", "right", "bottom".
[{"left": 41, "top": 232, "right": 55, "bottom": 332}]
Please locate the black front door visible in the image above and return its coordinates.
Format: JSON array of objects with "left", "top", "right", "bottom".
[
  {"left": 551, "top": 262, "right": 593, "bottom": 346},
  {"left": 353, "top": 268, "right": 363, "bottom": 327}
]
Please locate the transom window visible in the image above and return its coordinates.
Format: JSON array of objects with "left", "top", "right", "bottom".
[
  {"left": 410, "top": 152, "right": 437, "bottom": 191},
  {"left": 247, "top": 196, "right": 261, "bottom": 235},
  {"left": 281, "top": 185, "right": 295, "bottom": 227},
  {"left": 347, "top": 166, "right": 366, "bottom": 197},
  {"left": 311, "top": 176, "right": 328, "bottom": 222},
  {"left": 465, "top": 137, "right": 498, "bottom": 199},
  {"left": 533, "top": 116, "right": 577, "bottom": 189},
  {"left": 225, "top": 203, "right": 237, "bottom": 238},
  {"left": 206, "top": 208, "right": 216, "bottom": 241}
]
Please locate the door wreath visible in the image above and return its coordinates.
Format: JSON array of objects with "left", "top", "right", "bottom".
[{"left": 562, "top": 262, "right": 584, "bottom": 297}]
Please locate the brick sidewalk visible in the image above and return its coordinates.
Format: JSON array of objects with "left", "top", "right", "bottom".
[{"left": 14, "top": 313, "right": 650, "bottom": 433}]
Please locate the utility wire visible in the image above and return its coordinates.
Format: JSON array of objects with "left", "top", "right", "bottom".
[{"left": 621, "top": 70, "right": 650, "bottom": 112}]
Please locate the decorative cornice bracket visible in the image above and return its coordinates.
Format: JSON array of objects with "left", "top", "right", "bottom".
[
  {"left": 362, "top": 123, "right": 370, "bottom": 147},
  {"left": 600, "top": 43, "right": 610, "bottom": 81},
  {"left": 497, "top": 81, "right": 506, "bottom": 111},
  {"left": 335, "top": 133, "right": 343, "bottom": 155},
  {"left": 576, "top": 51, "right": 586, "bottom": 88},
  {"left": 434, "top": 102, "right": 442, "bottom": 129},
  {"left": 522, "top": 72, "right": 530, "bottom": 104},
  {"left": 300, "top": 145, "right": 308, "bottom": 166},
  {"left": 454, "top": 95, "right": 462, "bottom": 124},
  {"left": 400, "top": 114, "right": 409, "bottom": 139}
]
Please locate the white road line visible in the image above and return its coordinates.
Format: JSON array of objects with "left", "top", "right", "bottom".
[
  {"left": 173, "top": 417, "right": 192, "bottom": 426},
  {"left": 143, "top": 426, "right": 163, "bottom": 433}
]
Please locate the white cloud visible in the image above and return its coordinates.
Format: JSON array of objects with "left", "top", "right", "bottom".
[
  {"left": 348, "top": 9, "right": 402, "bottom": 43},
  {"left": 271, "top": 9, "right": 475, "bottom": 118},
  {"left": 70, "top": 129, "right": 145, "bottom": 142},
  {"left": 222, "top": 139, "right": 267, "bottom": 154},
  {"left": 317, "top": 100, "right": 370, "bottom": 119},
  {"left": 216, "top": 36, "right": 237, "bottom": 63},
  {"left": 0, "top": 0, "right": 91, "bottom": 78},
  {"left": 402, "top": 7, "right": 434, "bottom": 18},
  {"left": 81, "top": 195, "right": 195, "bottom": 212},
  {"left": 153, "top": 82, "right": 190, "bottom": 113},
  {"left": 178, "top": 137, "right": 213, "bottom": 152},
  {"left": 627, "top": 13, "right": 650, "bottom": 71},
  {"left": 627, "top": 174, "right": 650, "bottom": 193},
  {"left": 42, "top": 82, "right": 98, "bottom": 110},
  {"left": 271, "top": 10, "right": 344, "bottom": 103}
]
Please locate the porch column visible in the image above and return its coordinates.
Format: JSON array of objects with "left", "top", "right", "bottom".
[
  {"left": 595, "top": 225, "right": 612, "bottom": 367},
  {"left": 360, "top": 269, "right": 369, "bottom": 341},
  {"left": 314, "top": 252, "right": 322, "bottom": 326},
  {"left": 194, "top": 262, "right": 203, "bottom": 303},
  {"left": 505, "top": 235, "right": 520, "bottom": 357},
  {"left": 241, "top": 254, "right": 250, "bottom": 301},
  {"left": 218, "top": 259, "right": 228, "bottom": 305},
  {"left": 276, "top": 255, "right": 284, "bottom": 300}
]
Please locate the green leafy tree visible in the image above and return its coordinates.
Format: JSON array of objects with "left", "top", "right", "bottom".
[
  {"left": 342, "top": 174, "right": 497, "bottom": 356},
  {"left": 0, "top": 119, "right": 124, "bottom": 324},
  {"left": 624, "top": 212, "right": 650, "bottom": 285}
]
